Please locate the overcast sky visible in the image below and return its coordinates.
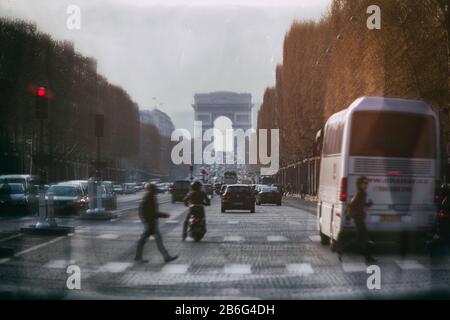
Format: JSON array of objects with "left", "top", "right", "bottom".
[{"left": 0, "top": 0, "right": 330, "bottom": 130}]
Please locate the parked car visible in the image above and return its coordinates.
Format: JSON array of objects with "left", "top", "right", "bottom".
[
  {"left": 0, "top": 174, "right": 41, "bottom": 193},
  {"left": 221, "top": 184, "right": 255, "bottom": 213},
  {"left": 113, "top": 184, "right": 124, "bottom": 194},
  {"left": 123, "top": 183, "right": 137, "bottom": 194},
  {"left": 46, "top": 183, "right": 88, "bottom": 215},
  {"left": 256, "top": 186, "right": 282, "bottom": 206},
  {"left": 170, "top": 180, "right": 191, "bottom": 203},
  {"left": 0, "top": 182, "right": 37, "bottom": 215}
]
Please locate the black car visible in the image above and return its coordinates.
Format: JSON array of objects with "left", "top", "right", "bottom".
[
  {"left": 171, "top": 180, "right": 191, "bottom": 203},
  {"left": 256, "top": 186, "right": 282, "bottom": 206},
  {"left": 221, "top": 184, "right": 255, "bottom": 213}
]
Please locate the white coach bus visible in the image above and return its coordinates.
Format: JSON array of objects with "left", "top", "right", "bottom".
[{"left": 317, "top": 97, "right": 440, "bottom": 247}]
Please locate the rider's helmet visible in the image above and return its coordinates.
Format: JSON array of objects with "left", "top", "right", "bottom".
[{"left": 191, "top": 180, "right": 202, "bottom": 192}]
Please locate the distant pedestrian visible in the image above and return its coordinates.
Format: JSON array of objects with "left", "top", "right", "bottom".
[
  {"left": 135, "top": 183, "right": 178, "bottom": 263},
  {"left": 336, "top": 176, "right": 376, "bottom": 264}
]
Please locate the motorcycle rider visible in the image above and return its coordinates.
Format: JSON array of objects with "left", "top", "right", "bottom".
[{"left": 182, "top": 180, "right": 210, "bottom": 241}]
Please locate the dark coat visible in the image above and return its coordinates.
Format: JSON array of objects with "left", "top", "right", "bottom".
[
  {"left": 139, "top": 193, "right": 168, "bottom": 234},
  {"left": 183, "top": 191, "right": 210, "bottom": 207},
  {"left": 347, "top": 190, "right": 372, "bottom": 224}
]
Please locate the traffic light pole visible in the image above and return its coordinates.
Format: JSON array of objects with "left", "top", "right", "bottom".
[{"left": 38, "top": 118, "right": 46, "bottom": 183}]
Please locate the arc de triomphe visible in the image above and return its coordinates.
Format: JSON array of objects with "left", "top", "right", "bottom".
[
  {"left": 192, "top": 92, "right": 253, "bottom": 165},
  {"left": 192, "top": 91, "right": 253, "bottom": 133}
]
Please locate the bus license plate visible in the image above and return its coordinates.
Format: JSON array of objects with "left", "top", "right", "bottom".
[{"left": 381, "top": 215, "right": 401, "bottom": 222}]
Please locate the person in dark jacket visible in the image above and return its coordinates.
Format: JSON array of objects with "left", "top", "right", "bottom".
[
  {"left": 135, "top": 183, "right": 178, "bottom": 263},
  {"left": 182, "top": 180, "right": 210, "bottom": 241},
  {"left": 336, "top": 176, "right": 376, "bottom": 263}
]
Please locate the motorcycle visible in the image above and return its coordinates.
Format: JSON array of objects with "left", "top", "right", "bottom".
[{"left": 188, "top": 205, "right": 206, "bottom": 242}]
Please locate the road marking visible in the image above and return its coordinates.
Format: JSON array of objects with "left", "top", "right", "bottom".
[
  {"left": 0, "top": 233, "right": 22, "bottom": 242},
  {"left": 96, "top": 234, "right": 119, "bottom": 240},
  {"left": 164, "top": 220, "right": 178, "bottom": 224},
  {"left": 395, "top": 260, "right": 425, "bottom": 270},
  {"left": 0, "top": 236, "right": 66, "bottom": 264},
  {"left": 160, "top": 264, "right": 189, "bottom": 274},
  {"left": 342, "top": 262, "right": 367, "bottom": 273},
  {"left": 308, "top": 235, "right": 321, "bottom": 242},
  {"left": 43, "top": 259, "right": 76, "bottom": 269},
  {"left": 227, "top": 221, "right": 239, "bottom": 225},
  {"left": 132, "top": 219, "right": 141, "bottom": 224},
  {"left": 224, "top": 264, "right": 252, "bottom": 275},
  {"left": 224, "top": 236, "right": 244, "bottom": 242},
  {"left": 286, "top": 263, "right": 314, "bottom": 275},
  {"left": 267, "top": 235, "right": 288, "bottom": 242},
  {"left": 99, "top": 262, "right": 132, "bottom": 273}
]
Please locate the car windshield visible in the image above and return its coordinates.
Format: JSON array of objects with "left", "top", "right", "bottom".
[
  {"left": 262, "top": 187, "right": 278, "bottom": 192},
  {"left": 48, "top": 185, "right": 80, "bottom": 197},
  {"left": 0, "top": 183, "right": 25, "bottom": 195}
]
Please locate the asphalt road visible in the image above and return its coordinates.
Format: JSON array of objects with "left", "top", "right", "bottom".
[{"left": 0, "top": 192, "right": 449, "bottom": 299}]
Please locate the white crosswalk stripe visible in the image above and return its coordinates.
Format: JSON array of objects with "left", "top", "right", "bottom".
[
  {"left": 267, "top": 235, "right": 288, "bottom": 242},
  {"left": 285, "top": 263, "right": 314, "bottom": 275},
  {"left": 43, "top": 259, "right": 76, "bottom": 269},
  {"left": 395, "top": 260, "right": 425, "bottom": 270},
  {"left": 308, "top": 235, "right": 321, "bottom": 242},
  {"left": 96, "top": 234, "right": 119, "bottom": 240},
  {"left": 160, "top": 264, "right": 189, "bottom": 274},
  {"left": 342, "top": 262, "right": 367, "bottom": 273},
  {"left": 224, "top": 236, "right": 244, "bottom": 242},
  {"left": 224, "top": 264, "right": 252, "bottom": 274},
  {"left": 99, "top": 262, "right": 132, "bottom": 273}
]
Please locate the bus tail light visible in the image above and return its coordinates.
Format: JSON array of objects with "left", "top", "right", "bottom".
[
  {"left": 339, "top": 178, "right": 347, "bottom": 202},
  {"left": 434, "top": 180, "right": 444, "bottom": 203},
  {"left": 437, "top": 211, "right": 449, "bottom": 219}
]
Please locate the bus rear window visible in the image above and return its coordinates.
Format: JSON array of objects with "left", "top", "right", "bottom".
[{"left": 350, "top": 111, "right": 436, "bottom": 159}]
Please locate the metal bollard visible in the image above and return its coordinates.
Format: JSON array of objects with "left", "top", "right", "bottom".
[{"left": 35, "top": 190, "right": 49, "bottom": 229}]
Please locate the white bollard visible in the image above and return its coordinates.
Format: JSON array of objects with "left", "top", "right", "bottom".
[{"left": 87, "top": 178, "right": 96, "bottom": 212}]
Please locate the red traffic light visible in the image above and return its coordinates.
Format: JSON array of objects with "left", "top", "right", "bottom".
[{"left": 37, "top": 87, "right": 46, "bottom": 97}]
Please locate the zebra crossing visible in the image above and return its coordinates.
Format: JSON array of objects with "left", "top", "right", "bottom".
[{"left": 38, "top": 258, "right": 447, "bottom": 278}]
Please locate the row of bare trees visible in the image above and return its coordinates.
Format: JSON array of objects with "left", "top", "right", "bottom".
[
  {"left": 258, "top": 0, "right": 449, "bottom": 168},
  {"left": 0, "top": 18, "right": 175, "bottom": 181}
]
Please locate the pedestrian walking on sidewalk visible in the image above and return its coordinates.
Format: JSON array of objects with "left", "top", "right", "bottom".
[
  {"left": 336, "top": 176, "right": 376, "bottom": 264},
  {"left": 134, "top": 183, "right": 178, "bottom": 263}
]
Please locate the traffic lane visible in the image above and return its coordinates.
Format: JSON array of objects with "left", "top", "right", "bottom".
[
  {"left": 85, "top": 199, "right": 448, "bottom": 299},
  {"left": 0, "top": 192, "right": 172, "bottom": 269},
  {"left": 0, "top": 198, "right": 189, "bottom": 296},
  {"left": 1, "top": 198, "right": 448, "bottom": 299}
]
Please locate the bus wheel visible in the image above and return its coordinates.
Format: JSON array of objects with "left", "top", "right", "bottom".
[{"left": 320, "top": 231, "right": 330, "bottom": 245}]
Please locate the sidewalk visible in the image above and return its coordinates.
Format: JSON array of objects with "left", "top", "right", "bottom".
[{"left": 283, "top": 194, "right": 317, "bottom": 215}]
